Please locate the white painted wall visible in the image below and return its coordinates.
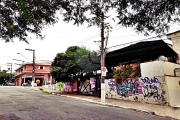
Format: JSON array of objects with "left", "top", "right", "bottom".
[
  {"left": 165, "top": 76, "right": 180, "bottom": 107},
  {"left": 141, "top": 61, "right": 180, "bottom": 77},
  {"left": 140, "top": 61, "right": 164, "bottom": 77}
]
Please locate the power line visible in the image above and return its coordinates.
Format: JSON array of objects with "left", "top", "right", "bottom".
[
  {"left": 51, "top": 26, "right": 99, "bottom": 30},
  {"left": 76, "top": 33, "right": 101, "bottom": 44},
  {"left": 109, "top": 34, "right": 142, "bottom": 38},
  {"left": 76, "top": 26, "right": 124, "bottom": 45},
  {"left": 106, "top": 43, "right": 173, "bottom": 58},
  {"left": 107, "top": 35, "right": 167, "bottom": 50},
  {"left": 108, "top": 31, "right": 180, "bottom": 50}
]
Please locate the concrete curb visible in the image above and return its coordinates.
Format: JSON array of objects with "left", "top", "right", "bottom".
[{"left": 58, "top": 94, "right": 155, "bottom": 115}]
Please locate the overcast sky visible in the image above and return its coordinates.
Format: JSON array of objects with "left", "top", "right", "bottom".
[{"left": 0, "top": 15, "right": 179, "bottom": 71}]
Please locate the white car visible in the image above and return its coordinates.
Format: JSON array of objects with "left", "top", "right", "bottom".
[{"left": 8, "top": 83, "right": 15, "bottom": 86}]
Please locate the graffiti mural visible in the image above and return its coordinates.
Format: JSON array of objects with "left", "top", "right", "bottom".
[
  {"left": 57, "top": 82, "right": 64, "bottom": 91},
  {"left": 108, "top": 78, "right": 143, "bottom": 97},
  {"left": 106, "top": 76, "right": 166, "bottom": 104},
  {"left": 141, "top": 77, "right": 166, "bottom": 103},
  {"left": 64, "top": 82, "right": 73, "bottom": 92}
]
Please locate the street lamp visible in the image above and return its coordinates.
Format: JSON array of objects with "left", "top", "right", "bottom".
[
  {"left": 25, "top": 48, "right": 35, "bottom": 87},
  {"left": 17, "top": 53, "right": 32, "bottom": 62},
  {"left": 14, "top": 63, "right": 22, "bottom": 66},
  {"left": 7, "top": 63, "right": 12, "bottom": 81},
  {"left": 13, "top": 59, "right": 25, "bottom": 65}
]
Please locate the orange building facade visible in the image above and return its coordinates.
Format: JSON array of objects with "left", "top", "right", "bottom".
[{"left": 14, "top": 62, "right": 51, "bottom": 86}]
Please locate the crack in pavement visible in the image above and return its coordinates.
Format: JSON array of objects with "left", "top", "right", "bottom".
[{"left": 18, "top": 107, "right": 38, "bottom": 112}]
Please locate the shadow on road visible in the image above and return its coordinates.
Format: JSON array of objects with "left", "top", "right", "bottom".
[{"left": 0, "top": 113, "right": 22, "bottom": 120}]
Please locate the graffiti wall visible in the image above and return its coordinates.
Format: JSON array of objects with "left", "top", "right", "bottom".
[
  {"left": 79, "top": 79, "right": 91, "bottom": 94},
  {"left": 106, "top": 76, "right": 167, "bottom": 105},
  {"left": 57, "top": 82, "right": 73, "bottom": 92},
  {"left": 79, "top": 77, "right": 96, "bottom": 95}
]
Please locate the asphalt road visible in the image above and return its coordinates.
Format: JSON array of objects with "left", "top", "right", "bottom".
[{"left": 0, "top": 86, "right": 175, "bottom": 120}]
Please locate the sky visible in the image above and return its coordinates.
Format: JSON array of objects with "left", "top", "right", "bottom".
[{"left": 0, "top": 14, "right": 180, "bottom": 72}]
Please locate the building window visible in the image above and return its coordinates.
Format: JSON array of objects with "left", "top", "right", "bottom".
[{"left": 39, "top": 66, "right": 44, "bottom": 69}]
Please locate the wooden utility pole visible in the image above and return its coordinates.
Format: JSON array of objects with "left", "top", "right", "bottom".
[
  {"left": 101, "top": 12, "right": 105, "bottom": 83},
  {"left": 7, "top": 63, "right": 12, "bottom": 81},
  {"left": 100, "top": 12, "right": 106, "bottom": 102},
  {"left": 25, "top": 48, "right": 35, "bottom": 86},
  {"left": 32, "top": 50, "right": 35, "bottom": 84}
]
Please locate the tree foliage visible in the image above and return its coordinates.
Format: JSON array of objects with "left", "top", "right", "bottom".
[
  {"left": 0, "top": 70, "right": 11, "bottom": 84},
  {"left": 59, "top": 0, "right": 180, "bottom": 35},
  {"left": 51, "top": 46, "right": 100, "bottom": 82},
  {"left": 74, "top": 47, "right": 100, "bottom": 72},
  {"left": 113, "top": 63, "right": 140, "bottom": 84},
  {"left": 1, "top": 0, "right": 180, "bottom": 42},
  {"left": 0, "top": 0, "right": 60, "bottom": 43}
]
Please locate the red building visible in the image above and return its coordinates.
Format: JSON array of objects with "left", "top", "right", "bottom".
[{"left": 14, "top": 60, "right": 51, "bottom": 86}]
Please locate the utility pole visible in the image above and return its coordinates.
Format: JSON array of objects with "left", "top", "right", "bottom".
[
  {"left": 100, "top": 12, "right": 106, "bottom": 103},
  {"left": 7, "top": 63, "right": 12, "bottom": 81},
  {"left": 25, "top": 48, "right": 35, "bottom": 87}
]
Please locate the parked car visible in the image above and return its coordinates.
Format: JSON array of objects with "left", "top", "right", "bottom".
[
  {"left": 22, "top": 82, "right": 31, "bottom": 86},
  {"left": 7, "top": 83, "right": 15, "bottom": 86}
]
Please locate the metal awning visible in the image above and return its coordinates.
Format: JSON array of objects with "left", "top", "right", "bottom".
[{"left": 105, "top": 40, "right": 178, "bottom": 67}]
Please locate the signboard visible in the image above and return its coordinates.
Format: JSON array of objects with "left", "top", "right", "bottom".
[
  {"left": 101, "top": 67, "right": 107, "bottom": 77},
  {"left": 90, "top": 77, "right": 96, "bottom": 92},
  {"left": 26, "top": 75, "right": 32, "bottom": 78}
]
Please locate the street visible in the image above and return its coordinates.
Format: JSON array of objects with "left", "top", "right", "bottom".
[{"left": 0, "top": 86, "right": 174, "bottom": 120}]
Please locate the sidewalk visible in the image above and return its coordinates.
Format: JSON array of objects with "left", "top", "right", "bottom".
[{"left": 25, "top": 86, "right": 180, "bottom": 120}]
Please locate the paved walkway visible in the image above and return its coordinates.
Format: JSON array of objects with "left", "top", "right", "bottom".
[{"left": 24, "top": 86, "right": 180, "bottom": 120}]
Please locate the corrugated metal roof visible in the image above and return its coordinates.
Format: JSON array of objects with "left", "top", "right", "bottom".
[{"left": 105, "top": 40, "right": 177, "bottom": 67}]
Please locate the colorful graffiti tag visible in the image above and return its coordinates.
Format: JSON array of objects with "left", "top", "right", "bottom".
[
  {"left": 64, "top": 83, "right": 73, "bottom": 92},
  {"left": 57, "top": 82, "right": 64, "bottom": 91},
  {"left": 108, "top": 78, "right": 143, "bottom": 97},
  {"left": 107, "top": 77, "right": 166, "bottom": 104}
]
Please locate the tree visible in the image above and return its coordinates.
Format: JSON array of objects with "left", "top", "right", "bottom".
[
  {"left": 51, "top": 46, "right": 100, "bottom": 82},
  {"left": 0, "top": 70, "right": 11, "bottom": 84},
  {"left": 51, "top": 53, "right": 69, "bottom": 81},
  {"left": 74, "top": 47, "right": 100, "bottom": 72},
  {"left": 51, "top": 46, "right": 81, "bottom": 82},
  {"left": 0, "top": 0, "right": 60, "bottom": 43},
  {"left": 60, "top": 0, "right": 180, "bottom": 35},
  {"left": 1, "top": 1, "right": 180, "bottom": 43}
]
